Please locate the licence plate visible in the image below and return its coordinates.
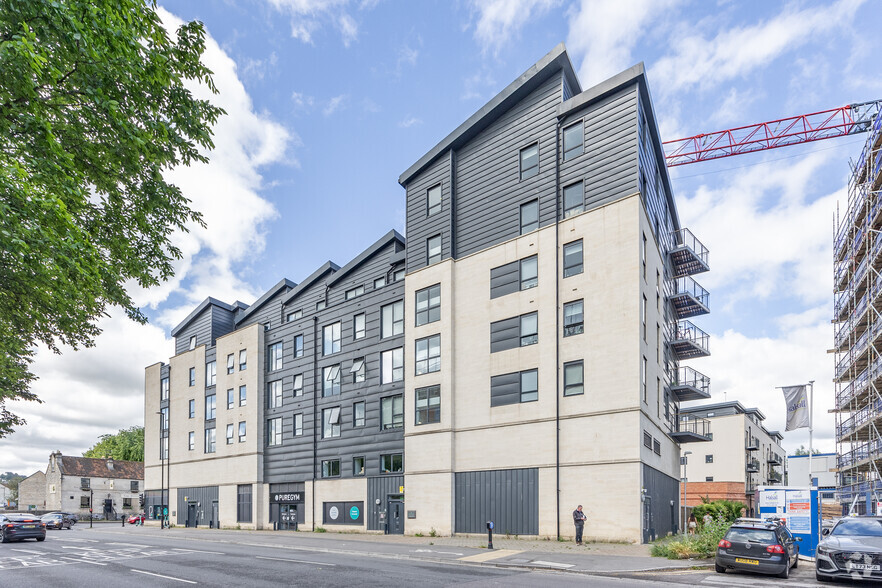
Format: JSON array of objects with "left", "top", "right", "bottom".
[
  {"left": 847, "top": 563, "right": 881, "bottom": 571},
  {"left": 735, "top": 558, "right": 759, "bottom": 565},
  {"left": 22, "top": 525, "right": 35, "bottom": 529}
]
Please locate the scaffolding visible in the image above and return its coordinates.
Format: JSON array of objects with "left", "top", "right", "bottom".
[{"left": 834, "top": 106, "right": 882, "bottom": 514}]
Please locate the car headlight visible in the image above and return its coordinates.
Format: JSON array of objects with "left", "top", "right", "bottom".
[{"left": 816, "top": 545, "right": 831, "bottom": 555}]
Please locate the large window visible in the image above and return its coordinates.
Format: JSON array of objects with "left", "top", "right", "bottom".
[
  {"left": 323, "top": 322, "right": 341, "bottom": 355},
  {"left": 239, "top": 349, "right": 247, "bottom": 370},
  {"left": 204, "top": 428, "right": 216, "bottom": 453},
  {"left": 239, "top": 385, "right": 247, "bottom": 406},
  {"left": 520, "top": 199, "right": 538, "bottom": 234},
  {"left": 415, "top": 335, "right": 441, "bottom": 375},
  {"left": 563, "top": 181, "right": 584, "bottom": 217},
  {"left": 205, "top": 361, "right": 216, "bottom": 386},
  {"left": 520, "top": 313, "right": 538, "bottom": 346},
  {"left": 427, "top": 184, "right": 441, "bottom": 216},
  {"left": 381, "top": 395, "right": 404, "bottom": 430},
  {"left": 294, "top": 413, "right": 303, "bottom": 436},
  {"left": 490, "top": 369, "right": 539, "bottom": 406},
  {"left": 267, "top": 380, "right": 283, "bottom": 409},
  {"left": 351, "top": 357, "right": 365, "bottom": 383},
  {"left": 160, "top": 377, "right": 169, "bottom": 400},
  {"left": 238, "top": 421, "right": 246, "bottom": 443},
  {"left": 293, "top": 374, "right": 303, "bottom": 397},
  {"left": 226, "top": 423, "right": 234, "bottom": 445},
  {"left": 564, "top": 361, "right": 584, "bottom": 396},
  {"left": 381, "top": 301, "right": 404, "bottom": 338},
  {"left": 293, "top": 334, "right": 304, "bottom": 358},
  {"left": 268, "top": 342, "right": 283, "bottom": 371},
  {"left": 160, "top": 407, "right": 168, "bottom": 430},
  {"left": 353, "top": 313, "right": 366, "bottom": 340},
  {"left": 226, "top": 353, "right": 235, "bottom": 375},
  {"left": 415, "top": 284, "right": 441, "bottom": 326},
  {"left": 227, "top": 388, "right": 235, "bottom": 410},
  {"left": 381, "top": 453, "right": 403, "bottom": 474},
  {"left": 381, "top": 348, "right": 404, "bottom": 383},
  {"left": 520, "top": 369, "right": 539, "bottom": 402},
  {"left": 415, "top": 386, "right": 441, "bottom": 425},
  {"left": 267, "top": 417, "right": 282, "bottom": 446},
  {"left": 563, "top": 121, "right": 583, "bottom": 161},
  {"left": 563, "top": 300, "right": 584, "bottom": 336},
  {"left": 519, "top": 142, "right": 539, "bottom": 180},
  {"left": 322, "top": 459, "right": 340, "bottom": 478},
  {"left": 563, "top": 240, "right": 583, "bottom": 277},
  {"left": 205, "top": 394, "right": 216, "bottom": 420},
  {"left": 237, "top": 485, "right": 252, "bottom": 523},
  {"left": 322, "top": 407, "right": 341, "bottom": 438},
  {"left": 353, "top": 401, "right": 365, "bottom": 427},
  {"left": 520, "top": 256, "right": 538, "bottom": 290},
  {"left": 323, "top": 365, "right": 341, "bottom": 396},
  {"left": 427, "top": 235, "right": 441, "bottom": 265}
]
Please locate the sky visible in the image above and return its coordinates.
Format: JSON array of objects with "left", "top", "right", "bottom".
[{"left": 3, "top": 0, "right": 882, "bottom": 476}]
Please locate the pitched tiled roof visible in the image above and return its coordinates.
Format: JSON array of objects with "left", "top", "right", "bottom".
[{"left": 59, "top": 456, "right": 143, "bottom": 480}]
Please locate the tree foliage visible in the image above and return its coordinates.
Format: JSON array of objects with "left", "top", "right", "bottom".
[
  {"left": 794, "top": 445, "right": 820, "bottom": 456},
  {"left": 83, "top": 426, "right": 144, "bottom": 462},
  {"left": 0, "top": 472, "right": 25, "bottom": 501},
  {"left": 0, "top": 0, "right": 224, "bottom": 436}
]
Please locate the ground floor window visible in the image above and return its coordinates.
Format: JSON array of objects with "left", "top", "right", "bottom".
[
  {"left": 80, "top": 495, "right": 90, "bottom": 508},
  {"left": 380, "top": 453, "right": 403, "bottom": 474},
  {"left": 237, "top": 484, "right": 253, "bottom": 523},
  {"left": 123, "top": 498, "right": 132, "bottom": 509}
]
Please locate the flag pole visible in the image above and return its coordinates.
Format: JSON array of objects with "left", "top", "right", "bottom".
[{"left": 808, "top": 380, "right": 814, "bottom": 488}]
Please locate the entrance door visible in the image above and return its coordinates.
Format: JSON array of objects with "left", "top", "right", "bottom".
[
  {"left": 642, "top": 496, "right": 654, "bottom": 543},
  {"left": 279, "top": 505, "right": 291, "bottom": 530},
  {"left": 387, "top": 499, "right": 404, "bottom": 535},
  {"left": 211, "top": 501, "right": 218, "bottom": 529},
  {"left": 187, "top": 503, "right": 197, "bottom": 528}
]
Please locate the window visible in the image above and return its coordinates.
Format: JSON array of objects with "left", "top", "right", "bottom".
[
  {"left": 293, "top": 374, "right": 303, "bottom": 397},
  {"left": 427, "top": 184, "right": 441, "bottom": 216},
  {"left": 123, "top": 498, "right": 133, "bottom": 509},
  {"left": 642, "top": 356, "right": 647, "bottom": 404},
  {"left": 188, "top": 431, "right": 195, "bottom": 451},
  {"left": 160, "top": 437, "right": 168, "bottom": 459},
  {"left": 381, "top": 301, "right": 404, "bottom": 338},
  {"left": 286, "top": 309, "right": 302, "bottom": 322},
  {"left": 520, "top": 255, "right": 538, "bottom": 290},
  {"left": 563, "top": 182, "right": 584, "bottom": 217},
  {"left": 353, "top": 456, "right": 365, "bottom": 476},
  {"left": 393, "top": 268, "right": 405, "bottom": 282},
  {"left": 563, "top": 240, "right": 583, "bottom": 277},
  {"left": 381, "top": 395, "right": 404, "bottom": 430},
  {"left": 374, "top": 276, "right": 385, "bottom": 289},
  {"left": 490, "top": 369, "right": 539, "bottom": 406},
  {"left": 293, "top": 334, "right": 304, "bottom": 358},
  {"left": 238, "top": 421, "right": 246, "bottom": 443},
  {"left": 322, "top": 459, "right": 340, "bottom": 478},
  {"left": 563, "top": 300, "right": 584, "bottom": 336},
  {"left": 227, "top": 353, "right": 235, "bottom": 375},
  {"left": 161, "top": 377, "right": 169, "bottom": 400},
  {"left": 353, "top": 313, "right": 366, "bottom": 340},
  {"left": 189, "top": 335, "right": 196, "bottom": 350},
  {"left": 81, "top": 496, "right": 90, "bottom": 508},
  {"left": 189, "top": 367, "right": 195, "bottom": 387},
  {"left": 239, "top": 385, "right": 247, "bottom": 406},
  {"left": 188, "top": 399, "right": 195, "bottom": 419},
  {"left": 381, "top": 453, "right": 403, "bottom": 474},
  {"left": 706, "top": 455, "right": 714, "bottom": 463},
  {"left": 322, "top": 407, "right": 341, "bottom": 438},
  {"left": 267, "top": 380, "right": 283, "bottom": 409},
  {"left": 345, "top": 285, "right": 364, "bottom": 300},
  {"left": 351, "top": 358, "right": 366, "bottom": 383},
  {"left": 520, "top": 142, "right": 538, "bottom": 180},
  {"left": 293, "top": 413, "right": 303, "bottom": 436},
  {"left": 643, "top": 430, "right": 652, "bottom": 449},
  {"left": 563, "top": 121, "right": 583, "bottom": 161},
  {"left": 641, "top": 233, "right": 647, "bottom": 280},
  {"left": 520, "top": 369, "right": 538, "bottom": 402},
  {"left": 520, "top": 199, "right": 538, "bottom": 234},
  {"left": 205, "top": 394, "right": 216, "bottom": 420},
  {"left": 239, "top": 349, "right": 247, "bottom": 370},
  {"left": 81, "top": 477, "right": 90, "bottom": 489},
  {"left": 226, "top": 423, "right": 234, "bottom": 445},
  {"left": 642, "top": 295, "right": 647, "bottom": 341},
  {"left": 415, "top": 284, "right": 441, "bottom": 326},
  {"left": 353, "top": 401, "right": 365, "bottom": 427},
  {"left": 205, "top": 361, "right": 216, "bottom": 386},
  {"left": 653, "top": 439, "right": 661, "bottom": 455},
  {"left": 415, "top": 385, "right": 441, "bottom": 425},
  {"left": 267, "top": 417, "right": 282, "bottom": 446},
  {"left": 427, "top": 235, "right": 441, "bottom": 265},
  {"left": 415, "top": 335, "right": 441, "bottom": 375},
  {"left": 520, "top": 313, "right": 538, "bottom": 346},
  {"left": 316, "top": 300, "right": 326, "bottom": 311},
  {"left": 323, "top": 322, "right": 341, "bottom": 355},
  {"left": 160, "top": 407, "right": 168, "bottom": 430},
  {"left": 564, "top": 361, "right": 584, "bottom": 396},
  {"left": 381, "top": 348, "right": 404, "bottom": 383},
  {"left": 227, "top": 388, "right": 235, "bottom": 410},
  {"left": 268, "top": 342, "right": 283, "bottom": 371},
  {"left": 237, "top": 485, "right": 252, "bottom": 523},
  {"left": 323, "top": 365, "right": 341, "bottom": 396},
  {"left": 205, "top": 428, "right": 216, "bottom": 453}
]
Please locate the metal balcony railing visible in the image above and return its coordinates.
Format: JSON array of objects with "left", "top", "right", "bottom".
[
  {"left": 670, "top": 320, "right": 710, "bottom": 360},
  {"left": 768, "top": 453, "right": 782, "bottom": 465},
  {"left": 768, "top": 471, "right": 783, "bottom": 483},
  {"left": 746, "top": 459, "right": 760, "bottom": 473},
  {"left": 671, "top": 415, "right": 711, "bottom": 443},
  {"left": 669, "top": 366, "right": 711, "bottom": 402},
  {"left": 746, "top": 437, "right": 759, "bottom": 451},
  {"left": 838, "top": 437, "right": 882, "bottom": 470},
  {"left": 837, "top": 396, "right": 882, "bottom": 439},
  {"left": 669, "top": 228, "right": 710, "bottom": 277},
  {"left": 669, "top": 277, "right": 710, "bottom": 319}
]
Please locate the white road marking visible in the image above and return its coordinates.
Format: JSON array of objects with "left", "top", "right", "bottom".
[
  {"left": 107, "top": 542, "right": 149, "bottom": 548},
  {"left": 10, "top": 549, "right": 43, "bottom": 555},
  {"left": 61, "top": 545, "right": 98, "bottom": 550},
  {"left": 412, "top": 549, "right": 464, "bottom": 556},
  {"left": 255, "top": 555, "right": 336, "bottom": 566},
  {"left": 527, "top": 560, "right": 575, "bottom": 569},
  {"left": 171, "top": 548, "right": 224, "bottom": 554},
  {"left": 60, "top": 556, "right": 106, "bottom": 566},
  {"left": 701, "top": 577, "right": 815, "bottom": 588},
  {"left": 131, "top": 569, "right": 197, "bottom": 584}
]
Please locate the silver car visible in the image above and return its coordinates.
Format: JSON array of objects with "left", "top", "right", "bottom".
[{"left": 816, "top": 516, "right": 882, "bottom": 582}]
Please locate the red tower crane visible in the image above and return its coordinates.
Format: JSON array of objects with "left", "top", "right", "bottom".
[{"left": 663, "top": 100, "right": 882, "bottom": 167}]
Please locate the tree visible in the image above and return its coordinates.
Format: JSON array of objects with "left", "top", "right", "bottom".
[
  {"left": 0, "top": 472, "right": 24, "bottom": 502},
  {"left": 794, "top": 445, "right": 820, "bottom": 456},
  {"left": 0, "top": 0, "right": 224, "bottom": 436},
  {"left": 83, "top": 426, "right": 144, "bottom": 462}
]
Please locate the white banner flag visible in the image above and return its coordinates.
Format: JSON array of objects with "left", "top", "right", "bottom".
[{"left": 782, "top": 385, "right": 810, "bottom": 431}]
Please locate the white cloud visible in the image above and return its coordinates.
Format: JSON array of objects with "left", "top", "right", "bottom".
[
  {"left": 469, "top": 0, "right": 558, "bottom": 55},
  {"left": 337, "top": 12, "right": 358, "bottom": 47},
  {"left": 461, "top": 68, "right": 497, "bottom": 101},
  {"left": 323, "top": 94, "right": 348, "bottom": 116},
  {"left": 291, "top": 91, "right": 316, "bottom": 112},
  {"left": 398, "top": 116, "right": 422, "bottom": 128},
  {"left": 265, "top": 0, "right": 370, "bottom": 46}
]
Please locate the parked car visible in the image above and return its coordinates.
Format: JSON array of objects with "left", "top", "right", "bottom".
[
  {"left": 1, "top": 514, "right": 47, "bottom": 543},
  {"left": 43, "top": 511, "right": 77, "bottom": 526},
  {"left": 715, "top": 520, "right": 800, "bottom": 578},
  {"left": 127, "top": 513, "right": 146, "bottom": 525},
  {"left": 816, "top": 515, "right": 882, "bottom": 582},
  {"left": 40, "top": 513, "right": 71, "bottom": 530}
]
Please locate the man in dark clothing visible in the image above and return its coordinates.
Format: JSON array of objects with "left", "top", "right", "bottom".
[{"left": 573, "top": 505, "right": 586, "bottom": 545}]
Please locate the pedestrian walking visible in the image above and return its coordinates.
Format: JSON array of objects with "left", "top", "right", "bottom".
[
  {"left": 702, "top": 512, "right": 713, "bottom": 528},
  {"left": 688, "top": 513, "right": 697, "bottom": 535},
  {"left": 573, "top": 505, "right": 587, "bottom": 545}
]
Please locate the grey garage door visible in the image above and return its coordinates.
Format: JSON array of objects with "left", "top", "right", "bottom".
[{"left": 454, "top": 468, "right": 538, "bottom": 535}]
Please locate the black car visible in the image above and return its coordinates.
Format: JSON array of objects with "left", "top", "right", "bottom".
[
  {"left": 816, "top": 516, "right": 882, "bottom": 582},
  {"left": 1, "top": 514, "right": 47, "bottom": 543},
  {"left": 41, "top": 513, "right": 71, "bottom": 530},
  {"left": 46, "top": 511, "right": 77, "bottom": 526},
  {"left": 715, "top": 521, "right": 800, "bottom": 578}
]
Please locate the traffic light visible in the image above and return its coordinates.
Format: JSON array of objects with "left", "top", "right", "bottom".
[{"left": 139, "top": 493, "right": 145, "bottom": 507}]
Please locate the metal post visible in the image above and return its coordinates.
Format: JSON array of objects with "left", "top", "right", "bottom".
[
  {"left": 90, "top": 489, "right": 93, "bottom": 529},
  {"left": 808, "top": 380, "right": 815, "bottom": 487},
  {"left": 487, "top": 521, "right": 494, "bottom": 550}
]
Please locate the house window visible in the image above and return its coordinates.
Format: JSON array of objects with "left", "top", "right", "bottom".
[
  {"left": 81, "top": 477, "right": 90, "bottom": 489},
  {"left": 205, "top": 427, "right": 216, "bottom": 453},
  {"left": 520, "top": 369, "right": 538, "bottom": 402},
  {"left": 293, "top": 334, "right": 304, "bottom": 358},
  {"left": 381, "top": 348, "right": 404, "bottom": 383},
  {"left": 323, "top": 322, "right": 341, "bottom": 355},
  {"left": 189, "top": 335, "right": 196, "bottom": 350},
  {"left": 653, "top": 439, "right": 661, "bottom": 456},
  {"left": 239, "top": 349, "right": 247, "bottom": 370},
  {"left": 351, "top": 357, "right": 366, "bottom": 383},
  {"left": 520, "top": 255, "right": 538, "bottom": 290},
  {"left": 374, "top": 276, "right": 385, "bottom": 289},
  {"left": 706, "top": 455, "right": 714, "bottom": 463},
  {"left": 520, "top": 313, "right": 538, "bottom": 346},
  {"left": 393, "top": 268, "right": 405, "bottom": 282},
  {"left": 205, "top": 361, "right": 216, "bottom": 386},
  {"left": 122, "top": 498, "right": 132, "bottom": 509},
  {"left": 160, "top": 407, "right": 168, "bottom": 430},
  {"left": 293, "top": 413, "right": 303, "bottom": 436},
  {"left": 563, "top": 121, "right": 583, "bottom": 161},
  {"left": 427, "top": 235, "right": 442, "bottom": 265},
  {"left": 353, "top": 456, "right": 365, "bottom": 476},
  {"left": 80, "top": 496, "right": 90, "bottom": 508},
  {"left": 641, "top": 233, "right": 647, "bottom": 280},
  {"left": 353, "top": 401, "right": 365, "bottom": 427},
  {"left": 643, "top": 430, "right": 652, "bottom": 449},
  {"left": 564, "top": 361, "right": 584, "bottom": 396},
  {"left": 564, "top": 300, "right": 584, "bottom": 336},
  {"left": 267, "top": 380, "right": 283, "bottom": 409},
  {"left": 321, "top": 459, "right": 340, "bottom": 478},
  {"left": 188, "top": 399, "right": 195, "bottom": 419},
  {"left": 381, "top": 301, "right": 404, "bottom": 338},
  {"left": 642, "top": 356, "right": 647, "bottom": 404},
  {"left": 415, "top": 385, "right": 441, "bottom": 425},
  {"left": 160, "top": 437, "right": 168, "bottom": 459},
  {"left": 427, "top": 184, "right": 442, "bottom": 216},
  {"left": 519, "top": 142, "right": 539, "bottom": 180},
  {"left": 189, "top": 367, "right": 195, "bottom": 387},
  {"left": 268, "top": 342, "right": 283, "bottom": 371},
  {"left": 226, "top": 423, "right": 234, "bottom": 445},
  {"left": 490, "top": 369, "right": 539, "bottom": 406},
  {"left": 267, "top": 417, "right": 282, "bottom": 446},
  {"left": 293, "top": 374, "right": 303, "bottom": 397},
  {"left": 415, "top": 335, "right": 441, "bottom": 375},
  {"left": 239, "top": 385, "right": 247, "bottom": 406},
  {"left": 322, "top": 407, "right": 341, "bottom": 438},
  {"left": 381, "top": 453, "right": 403, "bottom": 474},
  {"left": 205, "top": 394, "right": 216, "bottom": 420},
  {"left": 286, "top": 309, "right": 302, "bottom": 322},
  {"left": 160, "top": 377, "right": 169, "bottom": 400},
  {"left": 563, "top": 182, "right": 584, "bottom": 217},
  {"left": 563, "top": 240, "right": 583, "bottom": 277},
  {"left": 238, "top": 421, "right": 246, "bottom": 443},
  {"left": 520, "top": 199, "right": 538, "bottom": 234},
  {"left": 316, "top": 300, "right": 326, "bottom": 311},
  {"left": 227, "top": 388, "right": 235, "bottom": 410},
  {"left": 345, "top": 285, "right": 364, "bottom": 300},
  {"left": 131, "top": 481, "right": 139, "bottom": 492},
  {"left": 188, "top": 431, "right": 195, "bottom": 451},
  {"left": 381, "top": 395, "right": 404, "bottom": 430},
  {"left": 227, "top": 353, "right": 235, "bottom": 375},
  {"left": 237, "top": 485, "right": 252, "bottom": 523},
  {"left": 353, "top": 313, "right": 366, "bottom": 340},
  {"left": 415, "top": 284, "right": 441, "bottom": 327},
  {"left": 642, "top": 295, "right": 647, "bottom": 341},
  {"left": 323, "top": 365, "right": 341, "bottom": 396}
]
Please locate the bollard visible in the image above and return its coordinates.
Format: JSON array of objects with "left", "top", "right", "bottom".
[
  {"left": 122, "top": 515, "right": 125, "bottom": 527},
  {"left": 486, "top": 521, "right": 494, "bottom": 550}
]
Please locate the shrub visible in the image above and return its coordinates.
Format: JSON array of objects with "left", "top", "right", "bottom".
[
  {"left": 314, "top": 526, "right": 327, "bottom": 533},
  {"left": 651, "top": 516, "right": 730, "bottom": 559}
]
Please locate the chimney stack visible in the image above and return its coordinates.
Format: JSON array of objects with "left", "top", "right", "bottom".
[{"left": 106, "top": 457, "right": 114, "bottom": 470}]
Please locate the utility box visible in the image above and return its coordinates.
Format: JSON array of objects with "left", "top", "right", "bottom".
[{"left": 757, "top": 486, "right": 819, "bottom": 557}]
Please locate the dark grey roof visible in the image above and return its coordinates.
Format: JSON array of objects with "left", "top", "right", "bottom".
[
  {"left": 326, "top": 230, "right": 405, "bottom": 288},
  {"left": 399, "top": 43, "right": 580, "bottom": 186},
  {"left": 234, "top": 278, "right": 297, "bottom": 325},
  {"left": 280, "top": 261, "right": 340, "bottom": 306},
  {"left": 170, "top": 297, "right": 234, "bottom": 337},
  {"left": 680, "top": 400, "right": 766, "bottom": 421}
]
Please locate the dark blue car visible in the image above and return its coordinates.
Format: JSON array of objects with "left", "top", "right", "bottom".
[{"left": 1, "top": 514, "right": 47, "bottom": 543}]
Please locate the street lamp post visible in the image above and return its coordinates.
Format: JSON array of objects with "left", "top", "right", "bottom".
[
  {"left": 157, "top": 410, "right": 165, "bottom": 529},
  {"left": 682, "top": 450, "right": 692, "bottom": 534}
]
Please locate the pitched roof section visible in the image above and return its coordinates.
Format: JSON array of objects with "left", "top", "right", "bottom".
[
  {"left": 170, "top": 297, "right": 234, "bottom": 337},
  {"left": 59, "top": 456, "right": 144, "bottom": 480},
  {"left": 234, "top": 278, "right": 297, "bottom": 326},
  {"left": 280, "top": 261, "right": 340, "bottom": 306},
  {"left": 399, "top": 43, "right": 580, "bottom": 186},
  {"left": 327, "top": 230, "right": 405, "bottom": 288}
]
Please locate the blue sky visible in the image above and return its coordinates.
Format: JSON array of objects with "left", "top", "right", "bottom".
[{"left": 3, "top": 0, "right": 881, "bottom": 475}]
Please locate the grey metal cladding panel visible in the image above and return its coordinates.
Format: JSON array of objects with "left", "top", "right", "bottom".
[
  {"left": 210, "top": 306, "right": 236, "bottom": 343},
  {"left": 490, "top": 317, "right": 519, "bottom": 353},
  {"left": 236, "top": 289, "right": 290, "bottom": 330},
  {"left": 174, "top": 308, "right": 213, "bottom": 356},
  {"left": 582, "top": 87, "right": 639, "bottom": 207},
  {"left": 327, "top": 241, "right": 402, "bottom": 307},
  {"left": 454, "top": 468, "right": 538, "bottom": 535},
  {"left": 490, "top": 372, "right": 520, "bottom": 407},
  {"left": 642, "top": 464, "right": 678, "bottom": 539},
  {"left": 367, "top": 475, "right": 404, "bottom": 530},
  {"left": 175, "top": 486, "right": 219, "bottom": 526},
  {"left": 636, "top": 103, "right": 676, "bottom": 245},
  {"left": 405, "top": 156, "right": 450, "bottom": 273},
  {"left": 490, "top": 261, "right": 519, "bottom": 299}
]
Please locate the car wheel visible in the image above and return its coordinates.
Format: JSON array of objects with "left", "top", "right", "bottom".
[
  {"left": 36, "top": 536, "right": 45, "bottom": 542},
  {"left": 0, "top": 530, "right": 8, "bottom": 544},
  {"left": 714, "top": 563, "right": 726, "bottom": 574},
  {"left": 778, "top": 561, "right": 790, "bottom": 579},
  {"left": 793, "top": 554, "right": 798, "bottom": 568}
]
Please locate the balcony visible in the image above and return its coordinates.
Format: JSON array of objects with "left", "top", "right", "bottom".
[
  {"left": 668, "top": 277, "right": 710, "bottom": 319},
  {"left": 669, "top": 366, "right": 711, "bottom": 402},
  {"left": 746, "top": 459, "right": 760, "bottom": 473},
  {"left": 671, "top": 415, "right": 711, "bottom": 443},
  {"left": 768, "top": 453, "right": 782, "bottom": 465},
  {"left": 746, "top": 437, "right": 759, "bottom": 451},
  {"left": 670, "top": 320, "right": 710, "bottom": 360},
  {"left": 669, "top": 228, "right": 709, "bottom": 278},
  {"left": 768, "top": 471, "right": 783, "bottom": 484}
]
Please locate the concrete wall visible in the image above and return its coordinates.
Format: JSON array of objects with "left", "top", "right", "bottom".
[{"left": 18, "top": 471, "right": 46, "bottom": 511}]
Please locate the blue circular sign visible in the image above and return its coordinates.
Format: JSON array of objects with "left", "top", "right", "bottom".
[{"left": 350, "top": 506, "right": 360, "bottom": 520}]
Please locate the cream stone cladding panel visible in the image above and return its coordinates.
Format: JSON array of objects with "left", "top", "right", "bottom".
[
  {"left": 218, "top": 484, "right": 238, "bottom": 528},
  {"left": 404, "top": 472, "right": 453, "bottom": 536},
  {"left": 165, "top": 344, "right": 205, "bottom": 489},
  {"left": 684, "top": 414, "right": 746, "bottom": 483},
  {"left": 558, "top": 462, "right": 642, "bottom": 542},
  {"left": 144, "top": 362, "right": 162, "bottom": 490},
  {"left": 312, "top": 478, "right": 367, "bottom": 529}
]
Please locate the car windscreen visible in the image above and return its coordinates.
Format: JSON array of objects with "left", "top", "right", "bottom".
[
  {"left": 832, "top": 519, "right": 882, "bottom": 537},
  {"left": 725, "top": 528, "right": 777, "bottom": 544}
]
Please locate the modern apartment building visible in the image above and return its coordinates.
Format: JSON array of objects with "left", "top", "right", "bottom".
[
  {"left": 679, "top": 401, "right": 785, "bottom": 516},
  {"left": 143, "top": 44, "right": 711, "bottom": 542}
]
